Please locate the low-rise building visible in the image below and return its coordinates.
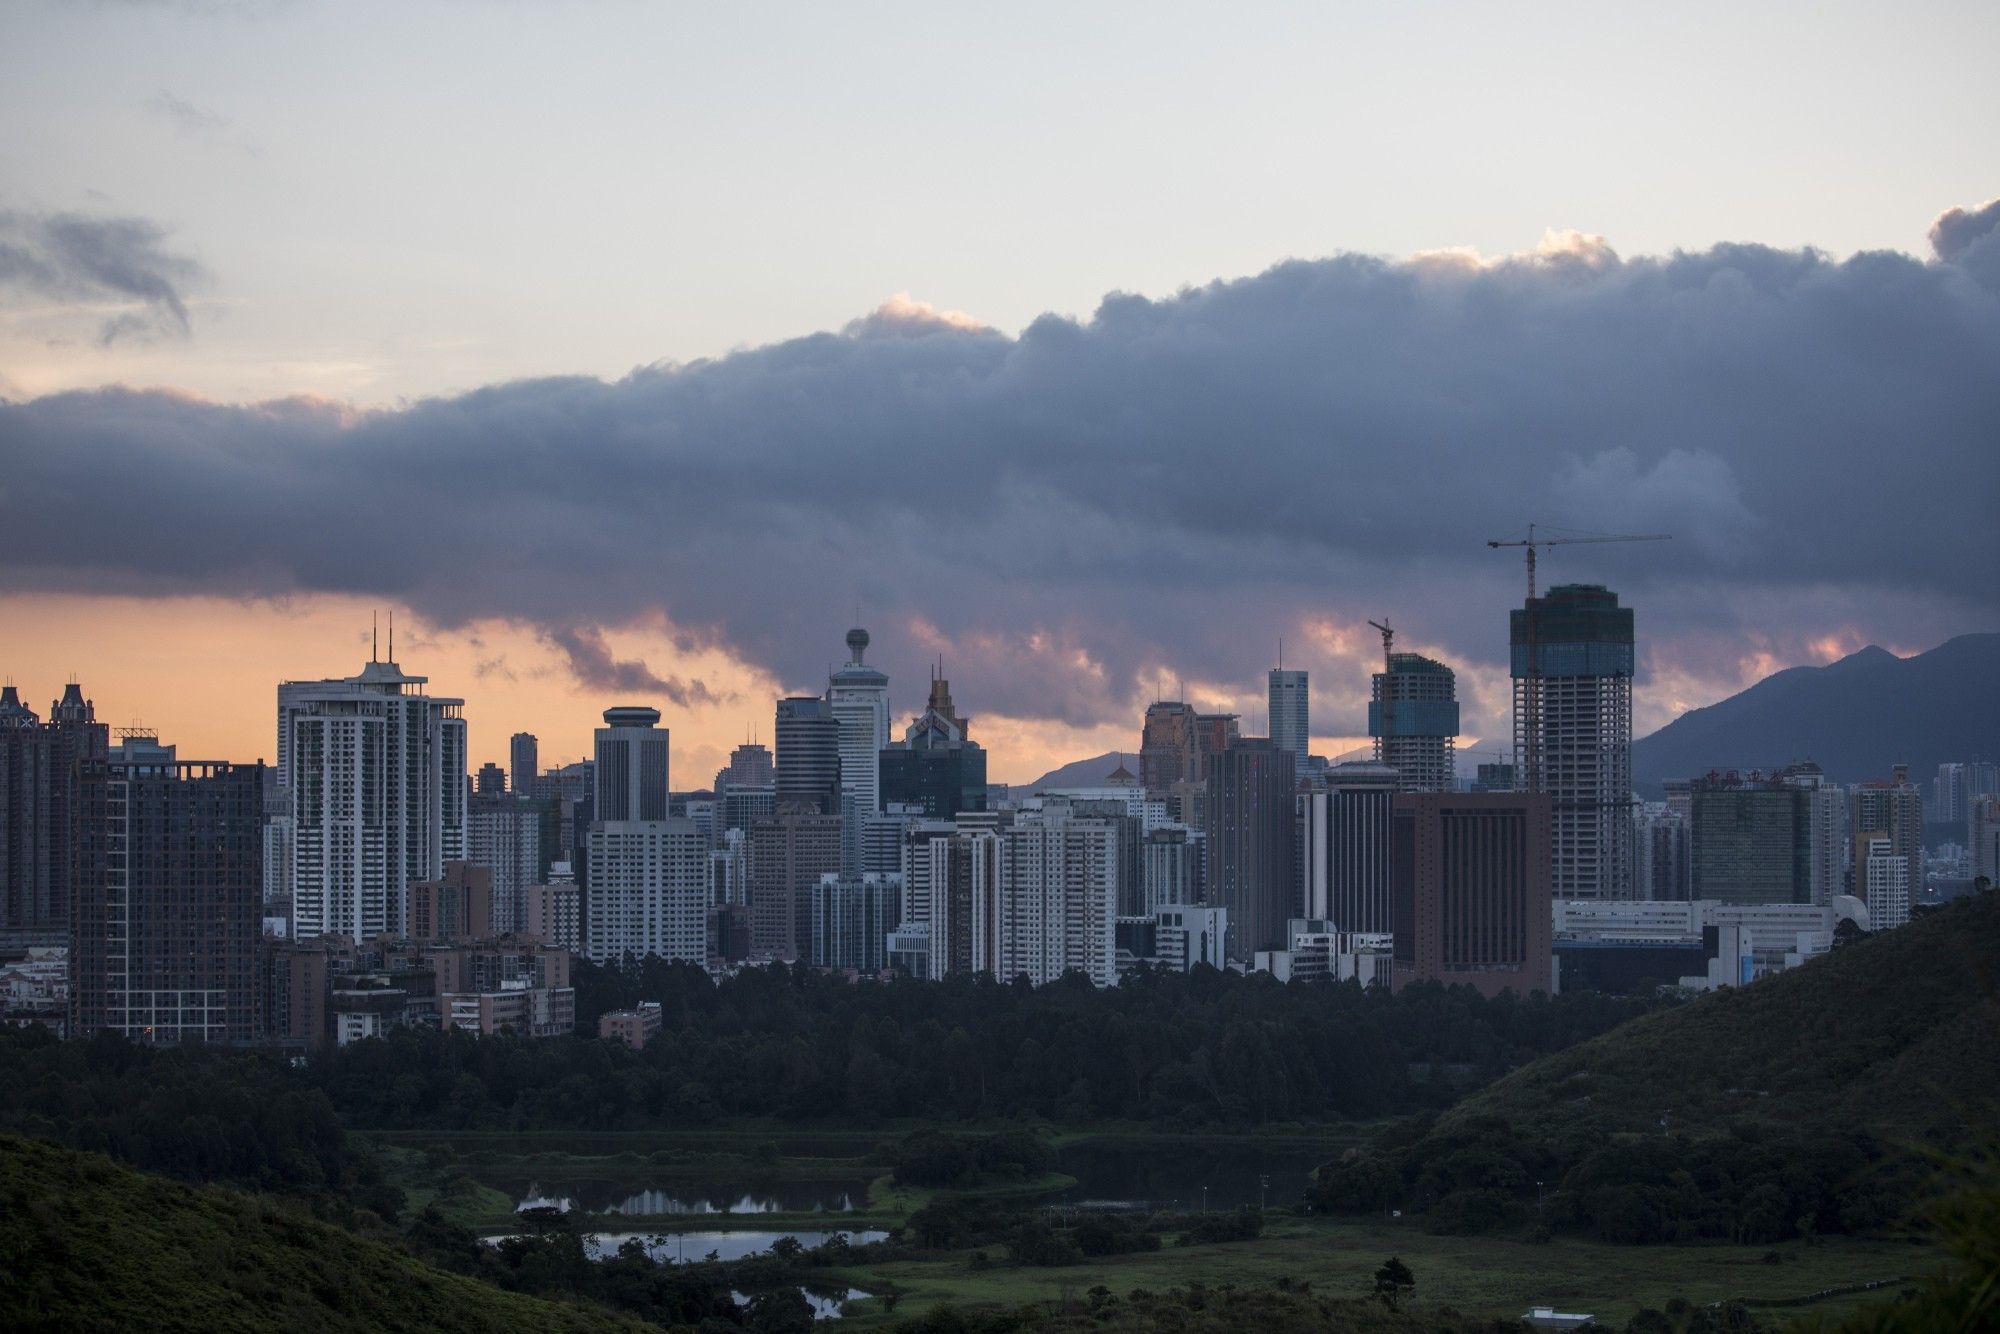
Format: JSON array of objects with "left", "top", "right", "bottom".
[{"left": 599, "top": 1001, "right": 663, "bottom": 1049}]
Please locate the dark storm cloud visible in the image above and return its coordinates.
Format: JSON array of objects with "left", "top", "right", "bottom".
[
  {"left": 0, "top": 209, "right": 204, "bottom": 343},
  {"left": 2, "top": 202, "right": 1997, "bottom": 736},
  {"left": 543, "top": 627, "right": 728, "bottom": 708}
]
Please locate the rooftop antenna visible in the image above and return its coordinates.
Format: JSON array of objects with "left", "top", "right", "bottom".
[
  {"left": 388, "top": 610, "right": 394, "bottom": 662},
  {"left": 372, "top": 611, "right": 379, "bottom": 663}
]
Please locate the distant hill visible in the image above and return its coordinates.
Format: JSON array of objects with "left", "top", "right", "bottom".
[
  {"left": 1442, "top": 890, "right": 2000, "bottom": 1144},
  {"left": 1633, "top": 632, "right": 2000, "bottom": 792},
  {"left": 0, "top": 1134, "right": 639, "bottom": 1334},
  {"left": 1018, "top": 749, "right": 1133, "bottom": 792}
]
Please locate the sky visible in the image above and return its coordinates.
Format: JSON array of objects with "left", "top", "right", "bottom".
[{"left": 1, "top": 1, "right": 1997, "bottom": 786}]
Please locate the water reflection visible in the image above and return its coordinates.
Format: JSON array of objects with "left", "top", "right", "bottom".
[
  {"left": 585, "top": 1229, "right": 888, "bottom": 1263},
  {"left": 733, "top": 1287, "right": 870, "bottom": 1321},
  {"left": 518, "top": 1183, "right": 861, "bottom": 1216}
]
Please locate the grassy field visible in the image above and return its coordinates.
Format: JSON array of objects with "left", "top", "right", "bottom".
[{"left": 829, "top": 1215, "right": 1935, "bottom": 1328}]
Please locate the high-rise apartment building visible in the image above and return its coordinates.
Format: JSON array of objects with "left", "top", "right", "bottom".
[
  {"left": 594, "top": 706, "right": 669, "bottom": 821},
  {"left": 1301, "top": 760, "right": 1397, "bottom": 932},
  {"left": 466, "top": 795, "right": 543, "bottom": 933},
  {"left": 475, "top": 762, "right": 506, "bottom": 796},
  {"left": 827, "top": 627, "right": 890, "bottom": 817},
  {"left": 1862, "top": 835, "right": 1911, "bottom": 930},
  {"left": 989, "top": 807, "right": 1120, "bottom": 987},
  {"left": 1390, "top": 791, "right": 1554, "bottom": 999},
  {"left": 1934, "top": 763, "right": 1969, "bottom": 827},
  {"left": 523, "top": 879, "right": 581, "bottom": 952},
  {"left": 584, "top": 818, "right": 708, "bottom": 963},
  {"left": 1268, "top": 669, "right": 1309, "bottom": 768},
  {"left": 1370, "top": 654, "right": 1460, "bottom": 793},
  {"left": 1852, "top": 767, "right": 1922, "bottom": 917},
  {"left": 926, "top": 829, "right": 1001, "bottom": 979},
  {"left": 1633, "top": 802, "right": 1691, "bottom": 901},
  {"left": 746, "top": 809, "right": 843, "bottom": 961},
  {"left": 1140, "top": 825, "right": 1200, "bottom": 911},
  {"left": 1510, "top": 584, "right": 1635, "bottom": 900},
  {"left": 279, "top": 656, "right": 466, "bottom": 940},
  {"left": 1204, "top": 737, "right": 1297, "bottom": 961},
  {"left": 71, "top": 750, "right": 263, "bottom": 1043},
  {"left": 775, "top": 697, "right": 842, "bottom": 815},
  {"left": 0, "top": 683, "right": 109, "bottom": 953},
  {"left": 1969, "top": 795, "right": 2000, "bottom": 885},
  {"left": 810, "top": 871, "right": 901, "bottom": 972},
  {"left": 509, "top": 732, "right": 538, "bottom": 800}
]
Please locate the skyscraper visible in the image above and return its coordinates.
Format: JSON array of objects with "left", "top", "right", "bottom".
[
  {"left": 1139, "top": 701, "right": 1201, "bottom": 797},
  {"left": 0, "top": 682, "right": 108, "bottom": 953},
  {"left": 585, "top": 818, "right": 708, "bottom": 963},
  {"left": 878, "top": 672, "right": 987, "bottom": 820},
  {"left": 1268, "top": 668, "right": 1309, "bottom": 767},
  {"left": 1301, "top": 760, "right": 1398, "bottom": 932},
  {"left": 279, "top": 655, "right": 466, "bottom": 940},
  {"left": 1510, "top": 584, "right": 1635, "bottom": 900},
  {"left": 1204, "top": 737, "right": 1297, "bottom": 961},
  {"left": 1390, "top": 791, "right": 1554, "bottom": 998},
  {"left": 593, "top": 706, "right": 669, "bottom": 821},
  {"left": 746, "top": 809, "right": 843, "bottom": 961},
  {"left": 1852, "top": 766, "right": 1922, "bottom": 918},
  {"left": 1862, "top": 835, "right": 1911, "bottom": 930},
  {"left": 827, "top": 626, "right": 890, "bottom": 816},
  {"left": 510, "top": 732, "right": 539, "bottom": 800},
  {"left": 810, "top": 871, "right": 901, "bottom": 972},
  {"left": 775, "top": 696, "right": 842, "bottom": 814},
  {"left": 475, "top": 761, "right": 506, "bottom": 795},
  {"left": 1688, "top": 770, "right": 1813, "bottom": 905},
  {"left": 70, "top": 748, "right": 264, "bottom": 1043},
  {"left": 1370, "top": 654, "right": 1460, "bottom": 793},
  {"left": 990, "top": 806, "right": 1119, "bottom": 987},
  {"left": 467, "top": 794, "right": 544, "bottom": 933}
]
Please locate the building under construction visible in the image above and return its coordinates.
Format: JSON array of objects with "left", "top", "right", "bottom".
[
  {"left": 1510, "top": 584, "right": 1635, "bottom": 900},
  {"left": 1368, "top": 653, "right": 1460, "bottom": 793}
]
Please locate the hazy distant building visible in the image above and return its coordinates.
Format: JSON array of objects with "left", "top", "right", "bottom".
[
  {"left": 1689, "top": 770, "right": 1814, "bottom": 905},
  {"left": 714, "top": 742, "right": 775, "bottom": 794},
  {"left": 1510, "top": 584, "right": 1635, "bottom": 901},
  {"left": 1301, "top": 761, "right": 1397, "bottom": 933},
  {"left": 1390, "top": 791, "right": 1554, "bottom": 998},
  {"left": 475, "top": 761, "right": 506, "bottom": 796},
  {"left": 509, "top": 732, "right": 538, "bottom": 800},
  {"left": 1633, "top": 802, "right": 1691, "bottom": 901},
  {"left": 1195, "top": 714, "right": 1242, "bottom": 768},
  {"left": 827, "top": 626, "right": 890, "bottom": 817},
  {"left": 1140, "top": 824, "right": 1200, "bottom": 912},
  {"left": 408, "top": 862, "right": 496, "bottom": 943},
  {"left": 1370, "top": 654, "right": 1459, "bottom": 793},
  {"left": 746, "top": 810, "right": 843, "bottom": 961},
  {"left": 1268, "top": 669, "right": 1309, "bottom": 768},
  {"left": 279, "top": 656, "right": 466, "bottom": 940},
  {"left": 775, "top": 697, "right": 842, "bottom": 815},
  {"left": 1205, "top": 737, "right": 1297, "bottom": 961},
  {"left": 594, "top": 706, "right": 670, "bottom": 822},
  {"left": 0, "top": 683, "right": 108, "bottom": 953},
  {"left": 1139, "top": 701, "right": 1202, "bottom": 797},
  {"left": 70, "top": 752, "right": 263, "bottom": 1044},
  {"left": 1852, "top": 766, "right": 1922, "bottom": 918},
  {"left": 1969, "top": 795, "right": 2000, "bottom": 885}
]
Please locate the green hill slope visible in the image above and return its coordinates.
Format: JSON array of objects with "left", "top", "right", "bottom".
[
  {"left": 1447, "top": 892, "right": 2000, "bottom": 1143},
  {"left": 0, "top": 1134, "right": 639, "bottom": 1333}
]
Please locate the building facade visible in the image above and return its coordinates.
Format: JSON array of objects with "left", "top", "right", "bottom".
[
  {"left": 279, "top": 657, "right": 466, "bottom": 940},
  {"left": 746, "top": 810, "right": 843, "bottom": 961},
  {"left": 1370, "top": 654, "right": 1459, "bottom": 793},
  {"left": 1390, "top": 791, "right": 1554, "bottom": 998},
  {"left": 827, "top": 627, "right": 890, "bottom": 818},
  {"left": 593, "top": 706, "right": 670, "bottom": 822},
  {"left": 1301, "top": 761, "right": 1397, "bottom": 932},
  {"left": 810, "top": 871, "right": 901, "bottom": 972},
  {"left": 1204, "top": 737, "right": 1297, "bottom": 961},
  {"left": 1510, "top": 584, "right": 1634, "bottom": 901},
  {"left": 1268, "top": 668, "right": 1309, "bottom": 768},
  {"left": 584, "top": 819, "right": 709, "bottom": 963},
  {"left": 0, "top": 683, "right": 109, "bottom": 953}
]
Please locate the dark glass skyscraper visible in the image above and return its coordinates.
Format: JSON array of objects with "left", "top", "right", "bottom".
[
  {"left": 0, "top": 682, "right": 108, "bottom": 954},
  {"left": 1204, "top": 737, "right": 1296, "bottom": 961},
  {"left": 71, "top": 752, "right": 264, "bottom": 1043},
  {"left": 775, "top": 696, "right": 842, "bottom": 814}
]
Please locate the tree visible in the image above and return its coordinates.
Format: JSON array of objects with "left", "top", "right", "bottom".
[{"left": 1372, "top": 1256, "right": 1415, "bottom": 1311}]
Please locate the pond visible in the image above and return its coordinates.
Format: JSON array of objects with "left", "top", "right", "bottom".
[
  {"left": 512, "top": 1179, "right": 866, "bottom": 1216},
  {"left": 734, "top": 1287, "right": 871, "bottom": 1321},
  {"left": 580, "top": 1229, "right": 888, "bottom": 1263}
]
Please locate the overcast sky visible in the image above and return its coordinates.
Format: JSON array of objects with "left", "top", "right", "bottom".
[{"left": 1, "top": 1, "right": 1996, "bottom": 782}]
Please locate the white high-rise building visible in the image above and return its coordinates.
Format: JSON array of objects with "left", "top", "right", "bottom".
[
  {"left": 585, "top": 818, "right": 708, "bottom": 963},
  {"left": 828, "top": 626, "right": 890, "bottom": 818},
  {"left": 1268, "top": 667, "right": 1309, "bottom": 767},
  {"left": 983, "top": 809, "right": 1119, "bottom": 987},
  {"left": 1863, "top": 835, "right": 1910, "bottom": 931},
  {"left": 279, "top": 655, "right": 466, "bottom": 940}
]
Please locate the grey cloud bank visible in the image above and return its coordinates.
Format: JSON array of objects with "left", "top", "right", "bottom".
[
  {"left": 0, "top": 209, "right": 205, "bottom": 344},
  {"left": 2, "top": 202, "right": 1996, "bottom": 739}
]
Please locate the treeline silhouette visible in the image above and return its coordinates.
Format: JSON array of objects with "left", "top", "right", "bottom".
[{"left": 314, "top": 960, "right": 1653, "bottom": 1128}]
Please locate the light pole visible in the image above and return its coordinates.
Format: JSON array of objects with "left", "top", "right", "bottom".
[{"left": 1536, "top": 1181, "right": 1545, "bottom": 1221}]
